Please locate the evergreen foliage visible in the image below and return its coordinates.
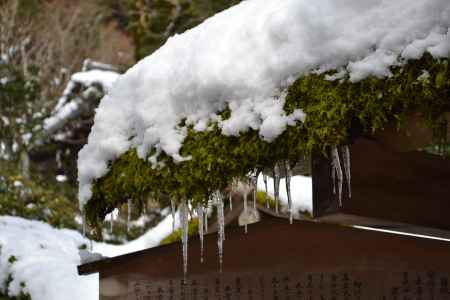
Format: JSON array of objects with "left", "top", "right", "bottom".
[
  {"left": 109, "top": 0, "right": 241, "bottom": 60},
  {"left": 0, "top": 161, "right": 79, "bottom": 230},
  {"left": 0, "top": 63, "right": 43, "bottom": 161},
  {"left": 86, "top": 55, "right": 449, "bottom": 227}
]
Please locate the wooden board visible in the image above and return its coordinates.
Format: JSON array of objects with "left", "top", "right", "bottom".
[
  {"left": 312, "top": 138, "right": 450, "bottom": 230},
  {"left": 79, "top": 217, "right": 450, "bottom": 300}
]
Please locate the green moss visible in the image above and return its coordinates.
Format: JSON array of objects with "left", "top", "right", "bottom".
[
  {"left": 86, "top": 55, "right": 449, "bottom": 227},
  {"left": 285, "top": 54, "right": 449, "bottom": 152},
  {"left": 160, "top": 218, "right": 199, "bottom": 245},
  {"left": 86, "top": 124, "right": 306, "bottom": 226},
  {"left": 256, "top": 191, "right": 276, "bottom": 209}
]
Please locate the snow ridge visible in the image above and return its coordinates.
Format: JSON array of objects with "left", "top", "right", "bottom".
[{"left": 78, "top": 0, "right": 450, "bottom": 207}]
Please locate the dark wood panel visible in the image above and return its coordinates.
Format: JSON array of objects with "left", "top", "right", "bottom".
[
  {"left": 79, "top": 217, "right": 450, "bottom": 299},
  {"left": 342, "top": 138, "right": 450, "bottom": 230}
]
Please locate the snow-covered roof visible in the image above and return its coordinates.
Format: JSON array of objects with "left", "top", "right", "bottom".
[
  {"left": 78, "top": 0, "right": 450, "bottom": 207},
  {"left": 43, "top": 69, "right": 119, "bottom": 136}
]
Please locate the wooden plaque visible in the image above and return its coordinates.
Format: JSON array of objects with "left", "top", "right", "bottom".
[{"left": 79, "top": 217, "right": 450, "bottom": 300}]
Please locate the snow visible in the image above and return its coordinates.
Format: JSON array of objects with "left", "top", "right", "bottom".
[
  {"left": 0, "top": 216, "right": 98, "bottom": 300},
  {"left": 71, "top": 70, "right": 119, "bottom": 92},
  {"left": 92, "top": 209, "right": 179, "bottom": 257},
  {"left": 0, "top": 211, "right": 179, "bottom": 300},
  {"left": 258, "top": 174, "right": 313, "bottom": 215},
  {"left": 77, "top": 0, "right": 450, "bottom": 207},
  {"left": 43, "top": 69, "right": 119, "bottom": 136}
]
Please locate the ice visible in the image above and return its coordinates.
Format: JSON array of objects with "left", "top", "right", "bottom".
[
  {"left": 216, "top": 192, "right": 225, "bottom": 272},
  {"left": 251, "top": 170, "right": 258, "bottom": 209},
  {"left": 331, "top": 146, "right": 344, "bottom": 207},
  {"left": 342, "top": 145, "right": 352, "bottom": 198},
  {"left": 229, "top": 179, "right": 235, "bottom": 211},
  {"left": 243, "top": 191, "right": 248, "bottom": 234},
  {"left": 171, "top": 199, "right": 176, "bottom": 232},
  {"left": 204, "top": 203, "right": 208, "bottom": 233},
  {"left": 109, "top": 212, "right": 113, "bottom": 234},
  {"left": 196, "top": 203, "right": 204, "bottom": 263},
  {"left": 180, "top": 200, "right": 189, "bottom": 278},
  {"left": 127, "top": 199, "right": 132, "bottom": 234},
  {"left": 273, "top": 164, "right": 281, "bottom": 213},
  {"left": 82, "top": 213, "right": 87, "bottom": 238},
  {"left": 263, "top": 173, "right": 269, "bottom": 208},
  {"left": 284, "top": 161, "right": 293, "bottom": 224}
]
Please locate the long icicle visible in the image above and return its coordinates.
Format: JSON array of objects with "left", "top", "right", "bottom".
[
  {"left": 273, "top": 164, "right": 281, "bottom": 213},
  {"left": 204, "top": 202, "right": 208, "bottom": 233},
  {"left": 127, "top": 199, "right": 132, "bottom": 234},
  {"left": 171, "top": 199, "right": 176, "bottom": 232},
  {"left": 331, "top": 146, "right": 344, "bottom": 207},
  {"left": 285, "top": 161, "right": 293, "bottom": 224},
  {"left": 196, "top": 203, "right": 204, "bottom": 263},
  {"left": 180, "top": 200, "right": 189, "bottom": 279},
  {"left": 109, "top": 210, "right": 113, "bottom": 234},
  {"left": 331, "top": 158, "right": 336, "bottom": 194},
  {"left": 342, "top": 145, "right": 352, "bottom": 199},
  {"left": 216, "top": 192, "right": 225, "bottom": 273},
  {"left": 252, "top": 169, "right": 258, "bottom": 210},
  {"left": 263, "top": 174, "right": 269, "bottom": 208},
  {"left": 82, "top": 212, "right": 87, "bottom": 238},
  {"left": 243, "top": 191, "right": 248, "bottom": 234},
  {"left": 229, "top": 179, "right": 234, "bottom": 211}
]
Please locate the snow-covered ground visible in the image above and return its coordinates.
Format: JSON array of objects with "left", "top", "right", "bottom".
[
  {"left": 0, "top": 212, "right": 178, "bottom": 300},
  {"left": 0, "top": 216, "right": 98, "bottom": 300},
  {"left": 0, "top": 175, "right": 309, "bottom": 300},
  {"left": 258, "top": 174, "right": 312, "bottom": 214}
]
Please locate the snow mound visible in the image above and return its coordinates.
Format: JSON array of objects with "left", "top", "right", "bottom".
[
  {"left": 93, "top": 209, "right": 179, "bottom": 257},
  {"left": 78, "top": 0, "right": 450, "bottom": 206},
  {"left": 0, "top": 213, "right": 177, "bottom": 300},
  {"left": 0, "top": 216, "right": 98, "bottom": 300},
  {"left": 257, "top": 175, "right": 313, "bottom": 215}
]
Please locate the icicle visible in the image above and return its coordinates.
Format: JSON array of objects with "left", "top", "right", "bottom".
[
  {"left": 331, "top": 160, "right": 336, "bottom": 194},
  {"left": 196, "top": 203, "right": 204, "bottom": 263},
  {"left": 243, "top": 192, "right": 248, "bottom": 234},
  {"left": 127, "top": 199, "right": 132, "bottom": 234},
  {"left": 204, "top": 203, "right": 208, "bottom": 233},
  {"left": 331, "top": 146, "right": 344, "bottom": 207},
  {"left": 229, "top": 179, "right": 234, "bottom": 211},
  {"left": 82, "top": 213, "right": 87, "bottom": 238},
  {"left": 171, "top": 199, "right": 176, "bottom": 232},
  {"left": 215, "top": 192, "right": 225, "bottom": 241},
  {"left": 109, "top": 211, "right": 113, "bottom": 235},
  {"left": 263, "top": 174, "right": 269, "bottom": 208},
  {"left": 251, "top": 169, "right": 258, "bottom": 210},
  {"left": 285, "top": 161, "right": 293, "bottom": 224},
  {"left": 342, "top": 145, "right": 352, "bottom": 199},
  {"left": 180, "top": 200, "right": 189, "bottom": 278},
  {"left": 273, "top": 164, "right": 281, "bottom": 214},
  {"left": 216, "top": 192, "right": 225, "bottom": 273}
]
